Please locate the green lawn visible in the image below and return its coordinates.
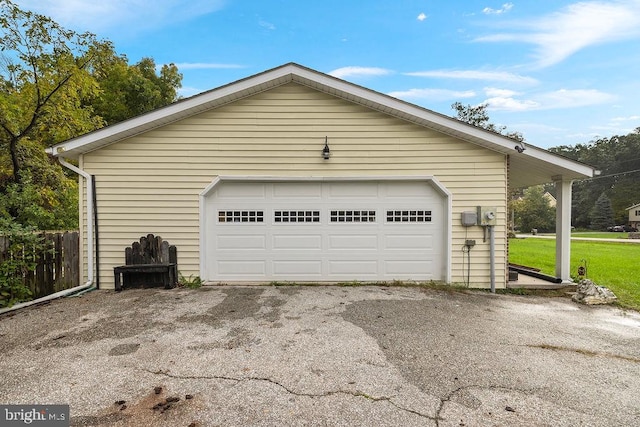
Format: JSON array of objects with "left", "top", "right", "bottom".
[
  {"left": 509, "top": 237, "right": 640, "bottom": 311},
  {"left": 571, "top": 232, "right": 632, "bottom": 239}
]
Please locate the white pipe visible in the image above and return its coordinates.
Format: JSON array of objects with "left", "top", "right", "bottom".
[{"left": 0, "top": 283, "right": 94, "bottom": 315}]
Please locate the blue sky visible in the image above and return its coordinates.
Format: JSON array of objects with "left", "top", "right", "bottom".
[{"left": 17, "top": 0, "right": 640, "bottom": 149}]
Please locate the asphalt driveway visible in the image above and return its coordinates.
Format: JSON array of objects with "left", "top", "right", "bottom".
[{"left": 1, "top": 286, "right": 639, "bottom": 426}]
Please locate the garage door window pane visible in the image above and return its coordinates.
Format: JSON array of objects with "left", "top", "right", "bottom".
[
  {"left": 274, "top": 211, "right": 320, "bottom": 223},
  {"left": 330, "top": 210, "right": 376, "bottom": 223},
  {"left": 218, "top": 211, "right": 264, "bottom": 223},
  {"left": 386, "top": 210, "right": 432, "bottom": 222}
]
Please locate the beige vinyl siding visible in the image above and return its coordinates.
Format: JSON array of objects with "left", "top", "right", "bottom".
[{"left": 82, "top": 82, "right": 507, "bottom": 289}]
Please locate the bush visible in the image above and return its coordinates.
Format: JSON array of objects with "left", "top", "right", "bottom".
[{"left": 0, "top": 219, "right": 47, "bottom": 307}]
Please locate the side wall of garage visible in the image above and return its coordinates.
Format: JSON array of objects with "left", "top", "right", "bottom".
[{"left": 81, "top": 82, "right": 507, "bottom": 289}]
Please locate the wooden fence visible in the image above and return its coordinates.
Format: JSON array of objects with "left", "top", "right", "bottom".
[{"left": 0, "top": 231, "right": 80, "bottom": 300}]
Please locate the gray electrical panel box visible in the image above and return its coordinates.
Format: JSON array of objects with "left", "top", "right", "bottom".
[
  {"left": 461, "top": 211, "right": 477, "bottom": 227},
  {"left": 477, "top": 206, "right": 497, "bottom": 226}
]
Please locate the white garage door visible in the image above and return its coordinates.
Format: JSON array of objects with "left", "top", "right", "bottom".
[{"left": 203, "top": 180, "right": 445, "bottom": 282}]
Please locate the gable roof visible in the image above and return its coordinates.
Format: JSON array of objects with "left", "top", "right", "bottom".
[
  {"left": 626, "top": 203, "right": 640, "bottom": 211},
  {"left": 47, "top": 62, "right": 594, "bottom": 188}
]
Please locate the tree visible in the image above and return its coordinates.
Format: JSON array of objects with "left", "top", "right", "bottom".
[
  {"left": 0, "top": 0, "right": 108, "bottom": 182},
  {"left": 451, "top": 102, "right": 524, "bottom": 141},
  {"left": 590, "top": 192, "right": 614, "bottom": 230},
  {"left": 549, "top": 128, "right": 640, "bottom": 227},
  {"left": 512, "top": 185, "right": 556, "bottom": 233},
  {"left": 91, "top": 56, "right": 182, "bottom": 125},
  {"left": 0, "top": 1, "right": 183, "bottom": 229}
]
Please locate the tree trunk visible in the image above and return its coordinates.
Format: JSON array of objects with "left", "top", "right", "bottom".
[{"left": 9, "top": 137, "right": 20, "bottom": 182}]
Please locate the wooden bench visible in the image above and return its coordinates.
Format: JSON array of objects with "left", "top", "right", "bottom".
[{"left": 114, "top": 234, "right": 177, "bottom": 291}]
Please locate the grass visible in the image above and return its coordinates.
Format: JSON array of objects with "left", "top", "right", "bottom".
[
  {"left": 509, "top": 237, "right": 640, "bottom": 311},
  {"left": 571, "top": 232, "right": 631, "bottom": 239}
]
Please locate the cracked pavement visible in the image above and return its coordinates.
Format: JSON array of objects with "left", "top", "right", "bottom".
[{"left": 1, "top": 285, "right": 639, "bottom": 426}]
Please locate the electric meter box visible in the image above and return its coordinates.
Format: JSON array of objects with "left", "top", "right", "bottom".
[
  {"left": 461, "top": 211, "right": 478, "bottom": 227},
  {"left": 477, "top": 206, "right": 497, "bottom": 226}
]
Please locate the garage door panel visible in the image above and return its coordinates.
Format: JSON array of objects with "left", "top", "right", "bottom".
[
  {"left": 328, "top": 183, "right": 379, "bottom": 198},
  {"left": 382, "top": 182, "right": 435, "bottom": 197},
  {"left": 273, "top": 261, "right": 322, "bottom": 275},
  {"left": 385, "top": 234, "right": 433, "bottom": 250},
  {"left": 329, "top": 260, "right": 378, "bottom": 275},
  {"left": 205, "top": 180, "right": 445, "bottom": 282},
  {"left": 273, "top": 234, "right": 322, "bottom": 250},
  {"left": 215, "top": 183, "right": 266, "bottom": 199},
  {"left": 328, "top": 234, "right": 378, "bottom": 250},
  {"left": 217, "top": 260, "right": 266, "bottom": 275},
  {"left": 385, "top": 260, "right": 434, "bottom": 276},
  {"left": 217, "top": 235, "right": 266, "bottom": 249},
  {"left": 273, "top": 182, "right": 322, "bottom": 198}
]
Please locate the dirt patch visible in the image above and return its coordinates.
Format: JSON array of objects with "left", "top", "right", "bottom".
[{"left": 71, "top": 385, "right": 202, "bottom": 427}]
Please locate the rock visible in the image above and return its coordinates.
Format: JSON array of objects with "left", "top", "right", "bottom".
[{"left": 572, "top": 279, "right": 617, "bottom": 305}]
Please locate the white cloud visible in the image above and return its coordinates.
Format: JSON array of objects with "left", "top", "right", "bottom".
[
  {"left": 388, "top": 88, "right": 476, "bottom": 101},
  {"left": 17, "top": 0, "right": 226, "bottom": 33},
  {"left": 482, "top": 2, "right": 514, "bottom": 15},
  {"left": 610, "top": 115, "right": 640, "bottom": 122},
  {"left": 328, "top": 66, "right": 393, "bottom": 79},
  {"left": 178, "top": 86, "right": 203, "bottom": 98},
  {"left": 405, "top": 69, "right": 538, "bottom": 85},
  {"left": 537, "top": 88, "right": 616, "bottom": 108},
  {"left": 259, "top": 19, "right": 276, "bottom": 30},
  {"left": 475, "top": 1, "right": 640, "bottom": 68},
  {"left": 171, "top": 63, "right": 245, "bottom": 70},
  {"left": 485, "top": 96, "right": 539, "bottom": 111},
  {"left": 483, "top": 88, "right": 616, "bottom": 112},
  {"left": 484, "top": 87, "right": 520, "bottom": 97},
  {"left": 417, "top": 13, "right": 428, "bottom": 21}
]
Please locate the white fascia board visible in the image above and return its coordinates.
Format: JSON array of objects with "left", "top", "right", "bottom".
[{"left": 519, "top": 145, "right": 594, "bottom": 179}]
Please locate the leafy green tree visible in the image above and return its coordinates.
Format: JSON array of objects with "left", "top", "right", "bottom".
[
  {"left": 0, "top": 0, "right": 106, "bottom": 229},
  {"left": 451, "top": 102, "right": 524, "bottom": 141},
  {"left": 512, "top": 185, "right": 556, "bottom": 233},
  {"left": 590, "top": 192, "right": 614, "bottom": 230},
  {"left": 0, "top": 0, "right": 108, "bottom": 182},
  {"left": 91, "top": 56, "right": 182, "bottom": 125},
  {"left": 549, "top": 128, "right": 640, "bottom": 227},
  {"left": 0, "top": 0, "right": 182, "bottom": 230}
]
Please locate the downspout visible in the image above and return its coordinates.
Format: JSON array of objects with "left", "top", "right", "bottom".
[
  {"left": 489, "top": 225, "right": 495, "bottom": 293},
  {"left": 0, "top": 157, "right": 96, "bottom": 315},
  {"left": 91, "top": 174, "right": 99, "bottom": 289}
]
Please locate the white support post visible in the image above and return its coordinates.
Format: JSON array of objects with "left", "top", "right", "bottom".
[{"left": 555, "top": 178, "right": 574, "bottom": 283}]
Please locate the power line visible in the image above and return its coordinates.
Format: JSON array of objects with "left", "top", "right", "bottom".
[{"left": 580, "top": 168, "right": 640, "bottom": 181}]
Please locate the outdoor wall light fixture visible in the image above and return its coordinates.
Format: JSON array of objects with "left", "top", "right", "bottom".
[{"left": 322, "top": 136, "right": 331, "bottom": 160}]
